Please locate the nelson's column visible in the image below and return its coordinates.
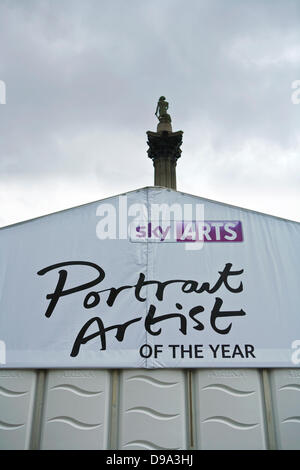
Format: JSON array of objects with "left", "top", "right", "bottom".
[{"left": 147, "top": 96, "right": 183, "bottom": 190}]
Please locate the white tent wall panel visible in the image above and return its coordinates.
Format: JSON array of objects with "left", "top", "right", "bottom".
[
  {"left": 194, "top": 369, "right": 267, "bottom": 449},
  {"left": 39, "top": 370, "right": 111, "bottom": 450},
  {"left": 0, "top": 370, "right": 36, "bottom": 450},
  {"left": 118, "top": 369, "right": 188, "bottom": 450},
  {"left": 1, "top": 368, "right": 300, "bottom": 450},
  {"left": 269, "top": 369, "right": 300, "bottom": 450}
]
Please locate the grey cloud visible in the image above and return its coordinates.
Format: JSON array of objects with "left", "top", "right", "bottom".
[{"left": 0, "top": 0, "right": 299, "bottom": 224}]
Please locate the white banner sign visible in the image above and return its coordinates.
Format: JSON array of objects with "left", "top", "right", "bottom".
[{"left": 0, "top": 187, "right": 299, "bottom": 368}]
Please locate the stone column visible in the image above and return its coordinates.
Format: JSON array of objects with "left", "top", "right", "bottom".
[{"left": 146, "top": 130, "right": 183, "bottom": 190}]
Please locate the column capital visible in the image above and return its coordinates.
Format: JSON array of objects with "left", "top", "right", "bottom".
[{"left": 146, "top": 130, "right": 183, "bottom": 163}]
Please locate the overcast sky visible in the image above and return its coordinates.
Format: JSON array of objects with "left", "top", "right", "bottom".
[{"left": 0, "top": 0, "right": 299, "bottom": 226}]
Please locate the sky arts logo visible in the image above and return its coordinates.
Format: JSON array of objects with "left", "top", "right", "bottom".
[
  {"left": 96, "top": 196, "right": 243, "bottom": 251},
  {"left": 177, "top": 220, "right": 242, "bottom": 242},
  {"left": 131, "top": 220, "right": 243, "bottom": 243}
]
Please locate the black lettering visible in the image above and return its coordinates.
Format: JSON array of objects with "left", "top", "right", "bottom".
[
  {"left": 181, "top": 344, "right": 193, "bottom": 357},
  {"left": 37, "top": 261, "right": 105, "bottom": 318},
  {"left": 232, "top": 344, "right": 244, "bottom": 358},
  {"left": 83, "top": 291, "right": 100, "bottom": 309},
  {"left": 245, "top": 344, "right": 256, "bottom": 358},
  {"left": 140, "top": 344, "right": 152, "bottom": 358},
  {"left": 208, "top": 263, "right": 244, "bottom": 294},
  {"left": 154, "top": 344, "right": 163, "bottom": 358},
  {"left": 145, "top": 304, "right": 187, "bottom": 336},
  {"left": 70, "top": 315, "right": 142, "bottom": 356},
  {"left": 189, "top": 305, "right": 205, "bottom": 330},
  {"left": 194, "top": 344, "right": 204, "bottom": 358},
  {"left": 221, "top": 344, "right": 231, "bottom": 358},
  {"left": 209, "top": 344, "right": 220, "bottom": 358},
  {"left": 105, "top": 285, "right": 134, "bottom": 307},
  {"left": 210, "top": 297, "right": 246, "bottom": 334},
  {"left": 169, "top": 344, "right": 180, "bottom": 358},
  {"left": 181, "top": 280, "right": 199, "bottom": 293}
]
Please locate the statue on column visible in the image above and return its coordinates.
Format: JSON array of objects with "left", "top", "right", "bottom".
[{"left": 155, "top": 96, "right": 172, "bottom": 132}]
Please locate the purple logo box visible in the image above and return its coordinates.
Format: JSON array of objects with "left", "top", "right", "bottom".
[{"left": 176, "top": 221, "right": 243, "bottom": 242}]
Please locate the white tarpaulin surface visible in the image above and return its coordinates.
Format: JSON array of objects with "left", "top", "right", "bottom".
[{"left": 0, "top": 187, "right": 299, "bottom": 368}]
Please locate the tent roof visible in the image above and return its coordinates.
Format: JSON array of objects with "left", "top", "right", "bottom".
[{"left": 1, "top": 186, "right": 299, "bottom": 231}]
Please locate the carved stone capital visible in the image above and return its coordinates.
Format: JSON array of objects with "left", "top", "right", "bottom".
[{"left": 146, "top": 130, "right": 183, "bottom": 163}]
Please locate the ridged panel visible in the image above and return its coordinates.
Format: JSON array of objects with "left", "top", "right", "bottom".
[
  {"left": 0, "top": 370, "right": 36, "bottom": 449},
  {"left": 269, "top": 369, "right": 300, "bottom": 449},
  {"left": 40, "top": 370, "right": 110, "bottom": 449},
  {"left": 119, "top": 369, "right": 187, "bottom": 450},
  {"left": 2, "top": 368, "right": 300, "bottom": 449},
  {"left": 195, "top": 369, "right": 267, "bottom": 449}
]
